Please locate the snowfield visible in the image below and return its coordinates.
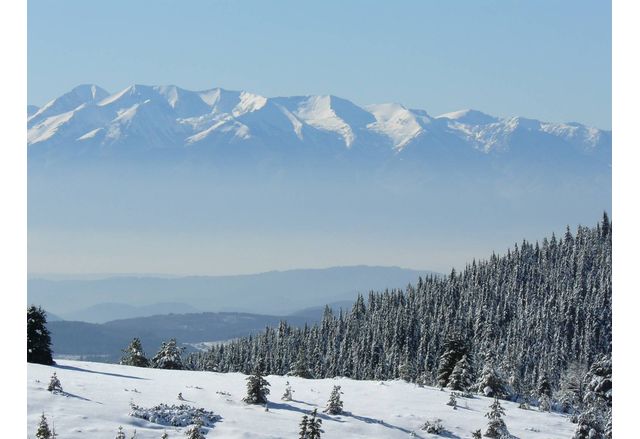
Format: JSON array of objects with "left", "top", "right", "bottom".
[{"left": 28, "top": 360, "right": 575, "bottom": 438}]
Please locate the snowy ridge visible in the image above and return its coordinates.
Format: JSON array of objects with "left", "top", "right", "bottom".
[
  {"left": 28, "top": 360, "right": 576, "bottom": 438},
  {"left": 27, "top": 84, "right": 612, "bottom": 158},
  {"left": 366, "top": 103, "right": 425, "bottom": 150}
]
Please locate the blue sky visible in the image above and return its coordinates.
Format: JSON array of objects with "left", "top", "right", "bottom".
[{"left": 28, "top": 0, "right": 611, "bottom": 129}]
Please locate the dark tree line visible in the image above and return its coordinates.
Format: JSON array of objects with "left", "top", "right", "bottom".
[{"left": 185, "top": 214, "right": 612, "bottom": 399}]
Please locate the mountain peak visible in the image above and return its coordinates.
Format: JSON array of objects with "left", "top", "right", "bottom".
[
  {"left": 436, "top": 109, "right": 498, "bottom": 125},
  {"left": 70, "top": 84, "right": 110, "bottom": 101}
]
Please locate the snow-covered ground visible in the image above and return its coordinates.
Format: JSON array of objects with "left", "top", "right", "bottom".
[{"left": 28, "top": 360, "right": 575, "bottom": 438}]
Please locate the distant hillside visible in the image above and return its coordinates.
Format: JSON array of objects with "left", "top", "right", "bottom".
[
  {"left": 49, "top": 310, "right": 327, "bottom": 363},
  {"left": 29, "top": 265, "right": 429, "bottom": 320}
]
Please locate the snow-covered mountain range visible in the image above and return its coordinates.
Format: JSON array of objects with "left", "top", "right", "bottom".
[{"left": 27, "top": 84, "right": 611, "bottom": 160}]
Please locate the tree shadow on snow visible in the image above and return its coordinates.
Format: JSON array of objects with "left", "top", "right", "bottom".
[
  {"left": 54, "top": 364, "right": 149, "bottom": 380},
  {"left": 60, "top": 390, "right": 102, "bottom": 404},
  {"left": 436, "top": 431, "right": 462, "bottom": 439},
  {"left": 342, "top": 412, "right": 417, "bottom": 435},
  {"left": 290, "top": 399, "right": 315, "bottom": 407},
  {"left": 266, "top": 402, "right": 346, "bottom": 423}
]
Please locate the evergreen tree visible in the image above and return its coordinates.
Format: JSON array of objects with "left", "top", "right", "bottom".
[
  {"left": 151, "top": 338, "right": 185, "bottom": 370},
  {"left": 115, "top": 426, "right": 126, "bottom": 439},
  {"left": 120, "top": 337, "right": 150, "bottom": 367},
  {"left": 507, "top": 367, "right": 523, "bottom": 402},
  {"left": 537, "top": 371, "right": 552, "bottom": 398},
  {"left": 243, "top": 360, "right": 270, "bottom": 404},
  {"left": 184, "top": 420, "right": 205, "bottom": 439},
  {"left": 298, "top": 414, "right": 309, "bottom": 439},
  {"left": 28, "top": 306, "right": 54, "bottom": 365},
  {"left": 484, "top": 396, "right": 508, "bottom": 438},
  {"left": 583, "top": 355, "right": 612, "bottom": 408},
  {"left": 471, "top": 430, "right": 482, "bottom": 439},
  {"left": 161, "top": 432, "right": 169, "bottom": 439},
  {"left": 323, "top": 385, "right": 344, "bottom": 415},
  {"left": 47, "top": 372, "right": 63, "bottom": 393},
  {"left": 35, "top": 412, "right": 52, "bottom": 439},
  {"left": 558, "top": 362, "right": 588, "bottom": 413},
  {"left": 446, "top": 392, "right": 457, "bottom": 409},
  {"left": 574, "top": 355, "right": 612, "bottom": 439},
  {"left": 307, "top": 409, "right": 323, "bottom": 439},
  {"left": 474, "top": 363, "right": 507, "bottom": 398},
  {"left": 539, "top": 394, "right": 551, "bottom": 412},
  {"left": 282, "top": 381, "right": 294, "bottom": 401},
  {"left": 291, "top": 348, "right": 313, "bottom": 378},
  {"left": 436, "top": 336, "right": 466, "bottom": 388},
  {"left": 573, "top": 406, "right": 605, "bottom": 439},
  {"left": 447, "top": 354, "right": 473, "bottom": 391}
]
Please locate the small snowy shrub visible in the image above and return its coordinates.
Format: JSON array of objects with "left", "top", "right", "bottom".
[
  {"left": 282, "top": 381, "right": 294, "bottom": 401},
  {"left": 421, "top": 418, "right": 445, "bottom": 434},
  {"left": 47, "top": 373, "right": 63, "bottom": 393},
  {"left": 446, "top": 392, "right": 457, "bottom": 408},
  {"left": 129, "top": 403, "right": 220, "bottom": 427}
]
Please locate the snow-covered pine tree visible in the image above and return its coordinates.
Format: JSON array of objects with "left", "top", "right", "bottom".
[
  {"left": 291, "top": 347, "right": 313, "bottom": 378},
  {"left": 539, "top": 394, "right": 551, "bottom": 412},
  {"left": 484, "top": 396, "right": 508, "bottom": 438},
  {"left": 558, "top": 362, "right": 588, "bottom": 413},
  {"left": 298, "top": 414, "right": 309, "bottom": 439},
  {"left": 537, "top": 371, "right": 552, "bottom": 398},
  {"left": 35, "top": 412, "right": 52, "bottom": 439},
  {"left": 243, "top": 360, "right": 270, "bottom": 404},
  {"left": 573, "top": 406, "right": 605, "bottom": 439},
  {"left": 161, "top": 431, "right": 169, "bottom": 439},
  {"left": 471, "top": 429, "right": 482, "bottom": 439},
  {"left": 436, "top": 336, "right": 467, "bottom": 388},
  {"left": 446, "top": 392, "right": 457, "bottom": 408},
  {"left": 184, "top": 420, "right": 205, "bottom": 439},
  {"left": 47, "top": 372, "right": 63, "bottom": 393},
  {"left": 120, "top": 337, "right": 150, "bottom": 367},
  {"left": 474, "top": 363, "right": 507, "bottom": 398},
  {"left": 306, "top": 409, "right": 323, "bottom": 439},
  {"left": 115, "top": 426, "right": 126, "bottom": 439},
  {"left": 151, "top": 338, "right": 185, "bottom": 370},
  {"left": 573, "top": 355, "right": 612, "bottom": 439},
  {"left": 583, "top": 355, "right": 612, "bottom": 408},
  {"left": 447, "top": 354, "right": 474, "bottom": 392},
  {"left": 323, "top": 385, "right": 344, "bottom": 415},
  {"left": 282, "top": 381, "right": 294, "bottom": 401},
  {"left": 28, "top": 305, "right": 54, "bottom": 365}
]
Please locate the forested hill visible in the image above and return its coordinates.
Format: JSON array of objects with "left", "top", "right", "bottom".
[{"left": 187, "top": 214, "right": 612, "bottom": 395}]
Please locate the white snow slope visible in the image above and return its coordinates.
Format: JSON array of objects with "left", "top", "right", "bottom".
[{"left": 28, "top": 360, "right": 575, "bottom": 439}]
